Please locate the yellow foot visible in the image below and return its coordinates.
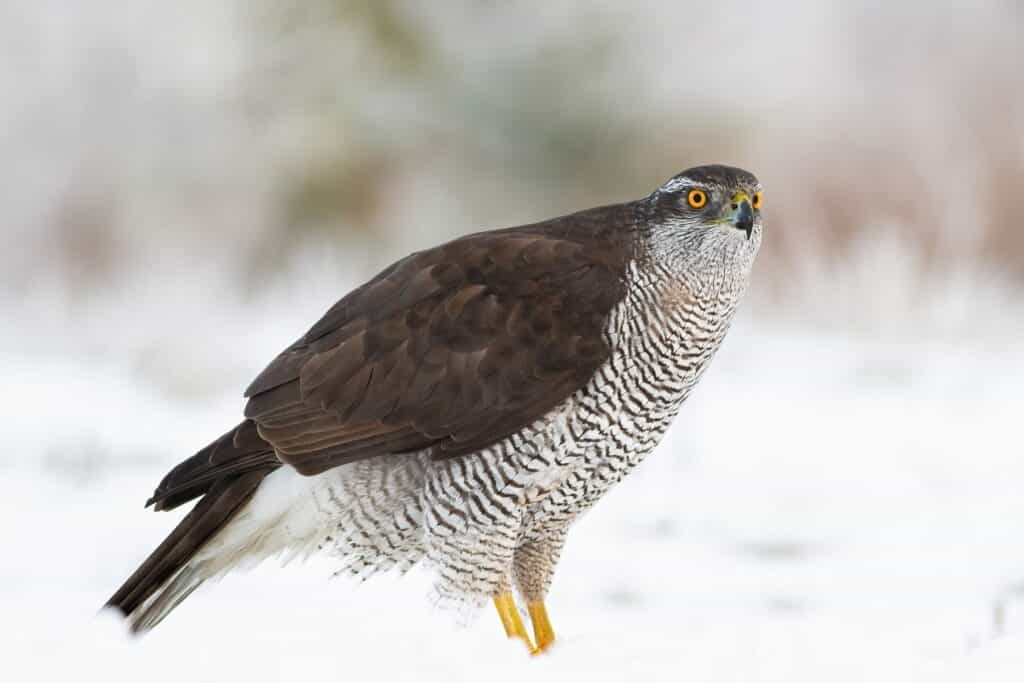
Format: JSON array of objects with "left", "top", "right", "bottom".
[
  {"left": 527, "top": 601, "right": 556, "bottom": 654},
  {"left": 493, "top": 593, "right": 536, "bottom": 653}
]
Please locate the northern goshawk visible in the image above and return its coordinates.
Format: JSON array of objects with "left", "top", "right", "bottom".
[{"left": 107, "top": 164, "right": 763, "bottom": 653}]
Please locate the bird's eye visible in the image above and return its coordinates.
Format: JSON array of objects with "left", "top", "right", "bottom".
[
  {"left": 687, "top": 189, "right": 707, "bottom": 209},
  {"left": 752, "top": 191, "right": 763, "bottom": 209}
]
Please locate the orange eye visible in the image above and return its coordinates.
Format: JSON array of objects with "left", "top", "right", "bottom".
[
  {"left": 687, "top": 189, "right": 707, "bottom": 208},
  {"left": 752, "top": 191, "right": 763, "bottom": 209}
]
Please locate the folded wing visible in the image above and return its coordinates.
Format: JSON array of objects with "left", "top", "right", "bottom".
[{"left": 245, "top": 209, "right": 633, "bottom": 476}]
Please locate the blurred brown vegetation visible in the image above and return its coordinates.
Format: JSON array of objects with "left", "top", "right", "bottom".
[{"left": 2, "top": 0, "right": 1022, "bottom": 313}]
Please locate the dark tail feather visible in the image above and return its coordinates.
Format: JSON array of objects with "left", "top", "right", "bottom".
[
  {"left": 106, "top": 421, "right": 280, "bottom": 633},
  {"left": 106, "top": 469, "right": 271, "bottom": 632},
  {"left": 147, "top": 420, "right": 278, "bottom": 511}
]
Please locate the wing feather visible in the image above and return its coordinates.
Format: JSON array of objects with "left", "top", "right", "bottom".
[{"left": 245, "top": 204, "right": 636, "bottom": 475}]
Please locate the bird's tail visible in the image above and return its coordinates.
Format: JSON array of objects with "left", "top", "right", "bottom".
[
  {"left": 106, "top": 469, "right": 269, "bottom": 632},
  {"left": 105, "top": 421, "right": 321, "bottom": 634}
]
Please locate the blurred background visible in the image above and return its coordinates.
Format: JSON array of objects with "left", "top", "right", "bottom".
[{"left": 2, "top": 1, "right": 1023, "bottom": 681}]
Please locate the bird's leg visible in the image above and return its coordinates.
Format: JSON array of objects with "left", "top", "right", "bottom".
[
  {"left": 526, "top": 601, "right": 555, "bottom": 653},
  {"left": 493, "top": 593, "right": 536, "bottom": 652},
  {"left": 512, "top": 534, "right": 566, "bottom": 654}
]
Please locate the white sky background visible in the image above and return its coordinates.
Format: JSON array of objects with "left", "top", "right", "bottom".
[{"left": 1, "top": 1, "right": 1023, "bottom": 681}]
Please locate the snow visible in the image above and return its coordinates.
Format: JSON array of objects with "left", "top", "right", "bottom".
[{"left": 3, "top": 297, "right": 1024, "bottom": 682}]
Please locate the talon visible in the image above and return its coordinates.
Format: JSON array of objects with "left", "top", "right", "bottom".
[
  {"left": 528, "top": 601, "right": 556, "bottom": 653},
  {"left": 493, "top": 593, "right": 535, "bottom": 652}
]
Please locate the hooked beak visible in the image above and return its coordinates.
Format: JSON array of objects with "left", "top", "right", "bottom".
[{"left": 728, "top": 191, "right": 754, "bottom": 239}]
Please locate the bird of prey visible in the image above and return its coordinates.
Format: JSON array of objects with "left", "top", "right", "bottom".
[{"left": 106, "top": 164, "right": 763, "bottom": 654}]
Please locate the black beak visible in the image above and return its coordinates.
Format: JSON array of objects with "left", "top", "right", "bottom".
[{"left": 733, "top": 199, "right": 753, "bottom": 239}]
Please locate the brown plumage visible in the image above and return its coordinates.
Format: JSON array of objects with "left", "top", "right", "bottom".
[
  {"left": 247, "top": 206, "right": 633, "bottom": 472},
  {"left": 108, "top": 467, "right": 269, "bottom": 618},
  {"left": 107, "top": 201, "right": 636, "bottom": 623},
  {"left": 106, "top": 165, "right": 763, "bottom": 650}
]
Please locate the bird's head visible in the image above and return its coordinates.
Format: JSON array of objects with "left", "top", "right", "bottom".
[{"left": 641, "top": 164, "right": 763, "bottom": 287}]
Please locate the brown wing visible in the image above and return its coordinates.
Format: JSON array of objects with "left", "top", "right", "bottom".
[{"left": 243, "top": 204, "right": 636, "bottom": 476}]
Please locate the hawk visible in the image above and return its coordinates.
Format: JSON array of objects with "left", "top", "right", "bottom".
[{"left": 107, "top": 164, "right": 763, "bottom": 654}]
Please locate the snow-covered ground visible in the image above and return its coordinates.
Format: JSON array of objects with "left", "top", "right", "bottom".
[{"left": 3, "top": 291, "right": 1024, "bottom": 682}]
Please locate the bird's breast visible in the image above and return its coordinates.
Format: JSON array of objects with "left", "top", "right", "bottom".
[{"left": 517, "top": 274, "right": 742, "bottom": 535}]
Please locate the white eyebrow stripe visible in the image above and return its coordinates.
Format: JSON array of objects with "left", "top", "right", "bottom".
[
  {"left": 658, "top": 176, "right": 696, "bottom": 194},
  {"left": 657, "top": 173, "right": 762, "bottom": 196}
]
